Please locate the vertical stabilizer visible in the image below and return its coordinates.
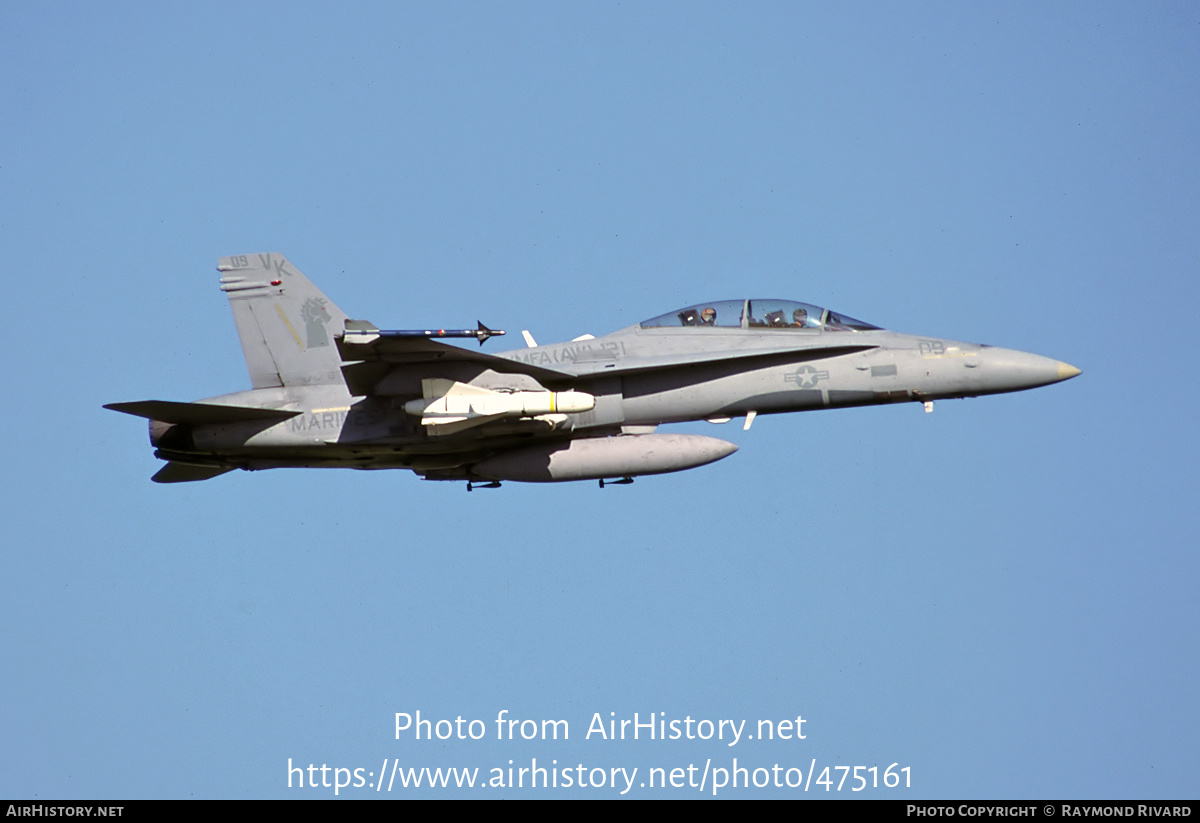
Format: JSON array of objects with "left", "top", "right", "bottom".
[{"left": 217, "top": 253, "right": 349, "bottom": 388}]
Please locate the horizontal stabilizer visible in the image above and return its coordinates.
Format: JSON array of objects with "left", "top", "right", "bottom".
[
  {"left": 152, "top": 463, "right": 236, "bottom": 484},
  {"left": 104, "top": 400, "right": 300, "bottom": 426}
]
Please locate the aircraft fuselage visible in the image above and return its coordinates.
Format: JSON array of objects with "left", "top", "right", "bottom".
[
  {"left": 152, "top": 328, "right": 1075, "bottom": 471},
  {"left": 109, "top": 255, "right": 1079, "bottom": 484}
]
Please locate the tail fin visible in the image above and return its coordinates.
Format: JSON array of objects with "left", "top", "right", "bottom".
[{"left": 217, "top": 253, "right": 349, "bottom": 388}]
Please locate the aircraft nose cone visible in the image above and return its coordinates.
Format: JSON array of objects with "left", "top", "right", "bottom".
[
  {"left": 1057, "top": 362, "right": 1082, "bottom": 381},
  {"left": 975, "top": 348, "right": 1081, "bottom": 393}
]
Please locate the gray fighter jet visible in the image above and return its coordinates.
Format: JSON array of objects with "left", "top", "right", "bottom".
[{"left": 106, "top": 253, "right": 1080, "bottom": 487}]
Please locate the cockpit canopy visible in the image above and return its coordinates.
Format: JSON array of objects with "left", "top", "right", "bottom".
[{"left": 640, "top": 300, "right": 880, "bottom": 332}]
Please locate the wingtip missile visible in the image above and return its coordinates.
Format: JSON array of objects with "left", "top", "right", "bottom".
[{"left": 343, "top": 322, "right": 506, "bottom": 346}]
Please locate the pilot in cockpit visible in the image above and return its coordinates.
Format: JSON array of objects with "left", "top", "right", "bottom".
[
  {"left": 700, "top": 307, "right": 717, "bottom": 325},
  {"left": 792, "top": 308, "right": 809, "bottom": 328}
]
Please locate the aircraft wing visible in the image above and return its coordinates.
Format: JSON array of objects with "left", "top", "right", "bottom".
[{"left": 337, "top": 328, "right": 574, "bottom": 395}]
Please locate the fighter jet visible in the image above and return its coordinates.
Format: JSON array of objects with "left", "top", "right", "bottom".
[{"left": 106, "top": 253, "right": 1080, "bottom": 487}]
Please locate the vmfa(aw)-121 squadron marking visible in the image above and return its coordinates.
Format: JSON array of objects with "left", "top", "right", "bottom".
[{"left": 106, "top": 254, "right": 1081, "bottom": 488}]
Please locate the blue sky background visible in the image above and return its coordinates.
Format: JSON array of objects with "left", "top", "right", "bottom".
[{"left": 3, "top": 1, "right": 1197, "bottom": 799}]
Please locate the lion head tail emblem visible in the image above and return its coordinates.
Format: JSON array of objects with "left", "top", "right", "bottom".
[{"left": 301, "top": 297, "right": 332, "bottom": 348}]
